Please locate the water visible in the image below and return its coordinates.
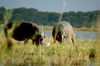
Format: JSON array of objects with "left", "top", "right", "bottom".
[
  {"left": 75, "top": 31, "right": 97, "bottom": 39},
  {"left": 44, "top": 31, "right": 97, "bottom": 39},
  {"left": 0, "top": 30, "right": 98, "bottom": 39}
]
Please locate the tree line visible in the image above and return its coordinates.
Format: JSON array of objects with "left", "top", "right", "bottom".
[{"left": 0, "top": 6, "right": 100, "bottom": 28}]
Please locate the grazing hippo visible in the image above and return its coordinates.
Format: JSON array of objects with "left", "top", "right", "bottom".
[
  {"left": 52, "top": 21, "right": 75, "bottom": 44},
  {"left": 4, "top": 21, "right": 46, "bottom": 48}
]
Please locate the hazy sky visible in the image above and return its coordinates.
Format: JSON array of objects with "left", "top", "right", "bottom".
[{"left": 0, "top": 0, "right": 100, "bottom": 13}]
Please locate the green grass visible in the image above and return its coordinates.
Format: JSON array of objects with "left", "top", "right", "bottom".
[
  {"left": 0, "top": 24, "right": 4, "bottom": 30},
  {"left": 0, "top": 32, "right": 96, "bottom": 66}
]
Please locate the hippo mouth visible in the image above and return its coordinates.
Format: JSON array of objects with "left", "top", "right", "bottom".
[
  {"left": 32, "top": 39, "right": 39, "bottom": 45},
  {"left": 32, "top": 39, "right": 50, "bottom": 46},
  {"left": 32, "top": 38, "right": 44, "bottom": 45},
  {"left": 56, "top": 35, "right": 62, "bottom": 43}
]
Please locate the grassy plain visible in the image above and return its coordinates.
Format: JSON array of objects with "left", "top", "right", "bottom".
[
  {"left": 0, "top": 31, "right": 96, "bottom": 66},
  {"left": 0, "top": 8, "right": 99, "bottom": 66}
]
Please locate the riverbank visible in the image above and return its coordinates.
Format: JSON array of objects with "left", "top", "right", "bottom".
[
  {"left": 41, "top": 26, "right": 99, "bottom": 31},
  {"left": 0, "top": 33, "right": 96, "bottom": 66},
  {"left": 0, "top": 24, "right": 99, "bottom": 31}
]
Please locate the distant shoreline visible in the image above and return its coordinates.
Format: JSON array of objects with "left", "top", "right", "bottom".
[
  {"left": 39, "top": 26, "right": 99, "bottom": 31},
  {"left": 0, "top": 24, "right": 99, "bottom": 31}
]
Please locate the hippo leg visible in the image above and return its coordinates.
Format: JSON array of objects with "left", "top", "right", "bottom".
[
  {"left": 24, "top": 38, "right": 29, "bottom": 44},
  {"left": 64, "top": 35, "right": 69, "bottom": 43},
  {"left": 69, "top": 37, "right": 72, "bottom": 44},
  {"left": 72, "top": 38, "right": 75, "bottom": 44},
  {"left": 7, "top": 37, "right": 13, "bottom": 48},
  {"left": 63, "top": 37, "right": 66, "bottom": 44},
  {"left": 32, "top": 40, "right": 35, "bottom": 45},
  {"left": 71, "top": 36, "right": 75, "bottom": 44}
]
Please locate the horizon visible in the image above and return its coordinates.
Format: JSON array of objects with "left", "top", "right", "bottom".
[
  {"left": 1, "top": 6, "right": 100, "bottom": 13},
  {"left": 0, "top": 0, "right": 100, "bottom": 13}
]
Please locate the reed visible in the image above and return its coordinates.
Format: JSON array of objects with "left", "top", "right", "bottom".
[
  {"left": 0, "top": 33, "right": 96, "bottom": 66},
  {"left": 0, "top": 7, "right": 98, "bottom": 66}
]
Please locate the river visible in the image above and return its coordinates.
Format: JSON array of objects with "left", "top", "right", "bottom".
[
  {"left": 0, "top": 30, "right": 98, "bottom": 39},
  {"left": 44, "top": 31, "right": 98, "bottom": 39}
]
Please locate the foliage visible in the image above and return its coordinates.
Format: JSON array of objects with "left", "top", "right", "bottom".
[{"left": 0, "top": 7, "right": 100, "bottom": 28}]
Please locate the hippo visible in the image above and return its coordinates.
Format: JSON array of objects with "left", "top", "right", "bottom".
[
  {"left": 4, "top": 21, "right": 46, "bottom": 48},
  {"left": 52, "top": 21, "right": 75, "bottom": 44}
]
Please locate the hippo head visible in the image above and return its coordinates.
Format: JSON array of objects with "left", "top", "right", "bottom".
[
  {"left": 32, "top": 32, "right": 46, "bottom": 45},
  {"left": 56, "top": 31, "right": 66, "bottom": 43},
  {"left": 56, "top": 31, "right": 62, "bottom": 43}
]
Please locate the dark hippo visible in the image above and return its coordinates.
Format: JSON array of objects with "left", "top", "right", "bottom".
[
  {"left": 52, "top": 21, "right": 75, "bottom": 44},
  {"left": 4, "top": 21, "right": 46, "bottom": 48}
]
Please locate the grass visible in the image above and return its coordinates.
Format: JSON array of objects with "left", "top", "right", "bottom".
[
  {"left": 0, "top": 24, "right": 4, "bottom": 30},
  {"left": 0, "top": 8, "right": 99, "bottom": 66},
  {"left": 0, "top": 32, "right": 96, "bottom": 66}
]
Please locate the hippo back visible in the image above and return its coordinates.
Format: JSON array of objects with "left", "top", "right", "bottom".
[
  {"left": 59, "top": 21, "right": 74, "bottom": 38},
  {"left": 4, "top": 21, "right": 40, "bottom": 41}
]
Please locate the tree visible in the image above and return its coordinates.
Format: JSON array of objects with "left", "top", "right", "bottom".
[{"left": 0, "top": 7, "right": 100, "bottom": 28}]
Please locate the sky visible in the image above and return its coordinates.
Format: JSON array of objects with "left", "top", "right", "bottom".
[{"left": 0, "top": 0, "right": 100, "bottom": 13}]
